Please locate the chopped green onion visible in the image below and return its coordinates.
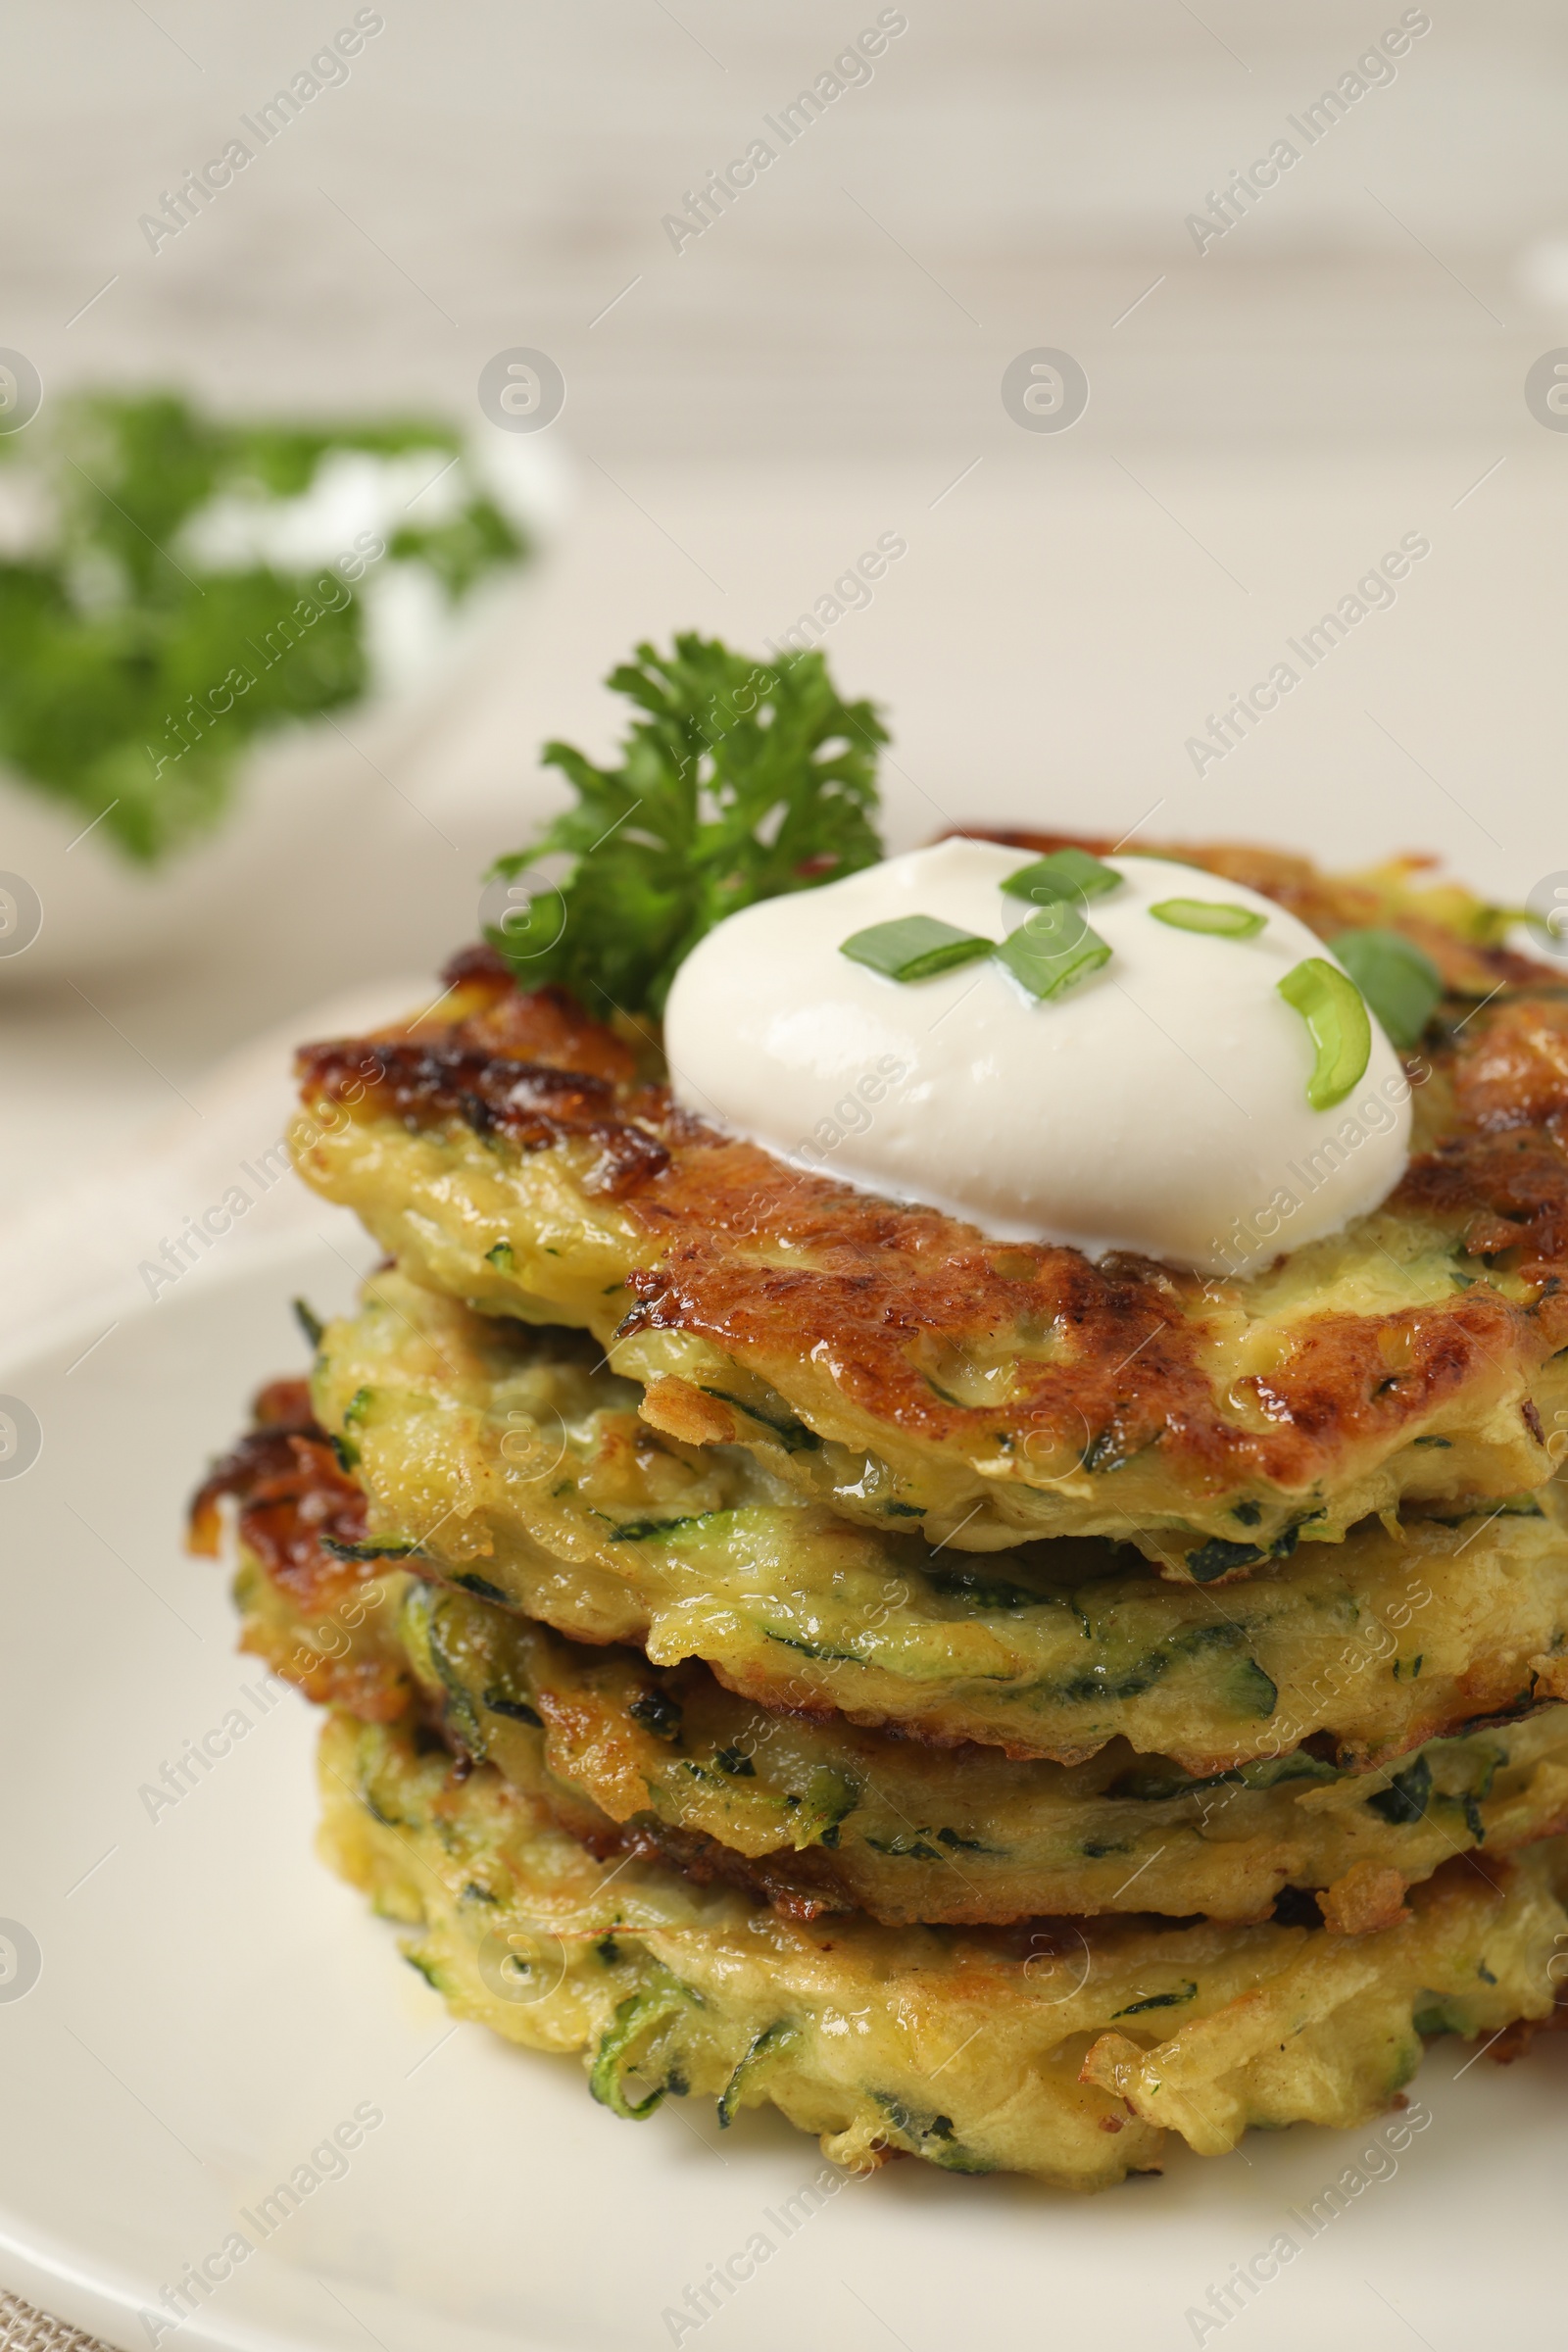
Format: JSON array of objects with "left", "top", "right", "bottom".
[
  {"left": 1001, "top": 847, "right": 1122, "bottom": 904},
  {"left": 1277, "top": 957, "right": 1371, "bottom": 1108},
  {"left": 1328, "top": 927, "right": 1442, "bottom": 1051},
  {"left": 995, "top": 904, "right": 1111, "bottom": 1001},
  {"left": 1150, "top": 897, "right": 1265, "bottom": 940},
  {"left": 839, "top": 915, "right": 993, "bottom": 982}
]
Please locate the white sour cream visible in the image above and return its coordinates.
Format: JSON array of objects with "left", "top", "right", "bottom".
[{"left": 663, "top": 839, "right": 1412, "bottom": 1277}]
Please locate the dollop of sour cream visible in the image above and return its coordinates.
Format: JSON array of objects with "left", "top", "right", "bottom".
[{"left": 663, "top": 839, "right": 1413, "bottom": 1277}]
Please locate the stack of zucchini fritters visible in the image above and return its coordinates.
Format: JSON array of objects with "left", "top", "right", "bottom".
[{"left": 195, "top": 837, "right": 1568, "bottom": 2192}]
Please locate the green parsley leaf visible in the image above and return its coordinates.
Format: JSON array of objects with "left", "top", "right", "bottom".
[
  {"left": 485, "top": 634, "right": 886, "bottom": 1020},
  {"left": 995, "top": 904, "right": 1111, "bottom": 1000},
  {"left": 1328, "top": 927, "right": 1442, "bottom": 1050},
  {"left": 1000, "top": 848, "right": 1121, "bottom": 904},
  {"left": 1277, "top": 956, "right": 1371, "bottom": 1108},
  {"left": 840, "top": 914, "right": 992, "bottom": 982},
  {"left": 1150, "top": 897, "right": 1265, "bottom": 940}
]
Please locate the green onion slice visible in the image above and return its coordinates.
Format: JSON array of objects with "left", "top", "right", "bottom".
[
  {"left": 1327, "top": 927, "right": 1442, "bottom": 1051},
  {"left": 1277, "top": 957, "right": 1372, "bottom": 1108},
  {"left": 1000, "top": 847, "right": 1122, "bottom": 904},
  {"left": 839, "top": 915, "right": 993, "bottom": 982},
  {"left": 995, "top": 904, "right": 1111, "bottom": 1001},
  {"left": 1150, "top": 897, "right": 1265, "bottom": 940}
]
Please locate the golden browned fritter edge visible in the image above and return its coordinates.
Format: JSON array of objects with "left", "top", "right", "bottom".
[{"left": 293, "top": 837, "right": 1568, "bottom": 1526}]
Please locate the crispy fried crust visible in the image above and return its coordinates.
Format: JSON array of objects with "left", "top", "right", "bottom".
[
  {"left": 312, "top": 1035, "right": 673, "bottom": 1198},
  {"left": 190, "top": 1391, "right": 412, "bottom": 1720},
  {"left": 190, "top": 1379, "right": 363, "bottom": 1595},
  {"left": 293, "top": 841, "right": 1568, "bottom": 1565}
]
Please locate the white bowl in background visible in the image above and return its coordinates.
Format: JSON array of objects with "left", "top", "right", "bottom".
[{"left": 0, "top": 428, "right": 568, "bottom": 991}]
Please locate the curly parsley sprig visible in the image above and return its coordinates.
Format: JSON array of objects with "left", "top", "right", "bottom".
[{"left": 484, "top": 633, "right": 887, "bottom": 1020}]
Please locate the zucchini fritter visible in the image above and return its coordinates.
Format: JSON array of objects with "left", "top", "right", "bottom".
[
  {"left": 397, "top": 1582, "right": 1568, "bottom": 1929},
  {"left": 206, "top": 1382, "right": 1568, "bottom": 1927},
  {"left": 319, "top": 1708, "right": 1568, "bottom": 2192},
  {"left": 291, "top": 853, "right": 1568, "bottom": 1567},
  {"left": 300, "top": 1274, "right": 1568, "bottom": 1771},
  {"left": 246, "top": 1537, "right": 1568, "bottom": 1927}
]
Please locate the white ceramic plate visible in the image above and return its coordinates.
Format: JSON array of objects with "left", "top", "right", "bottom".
[{"left": 1, "top": 1232, "right": 1564, "bottom": 2352}]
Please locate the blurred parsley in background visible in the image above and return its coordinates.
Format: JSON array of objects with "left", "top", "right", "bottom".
[{"left": 0, "top": 390, "right": 529, "bottom": 862}]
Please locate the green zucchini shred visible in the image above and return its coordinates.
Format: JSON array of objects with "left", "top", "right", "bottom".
[
  {"left": 699, "top": 1387, "right": 822, "bottom": 1452},
  {"left": 292, "top": 1298, "right": 325, "bottom": 1350},
  {"left": 872, "top": 2091, "right": 995, "bottom": 2172},
  {"left": 627, "top": 1690, "right": 684, "bottom": 1741},
  {"left": 590, "top": 1984, "right": 693, "bottom": 2120},
  {"left": 1366, "top": 1754, "right": 1432, "bottom": 1825},
  {"left": 716, "top": 2019, "right": 801, "bottom": 2128},
  {"left": 321, "top": 1535, "right": 423, "bottom": 1563},
  {"left": 794, "top": 1765, "right": 860, "bottom": 1849},
  {"left": 481, "top": 1687, "right": 543, "bottom": 1728},
  {"left": 1113, "top": 1980, "right": 1198, "bottom": 2018},
  {"left": 450, "top": 1571, "right": 512, "bottom": 1605},
  {"left": 605, "top": 1514, "right": 710, "bottom": 1543}
]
